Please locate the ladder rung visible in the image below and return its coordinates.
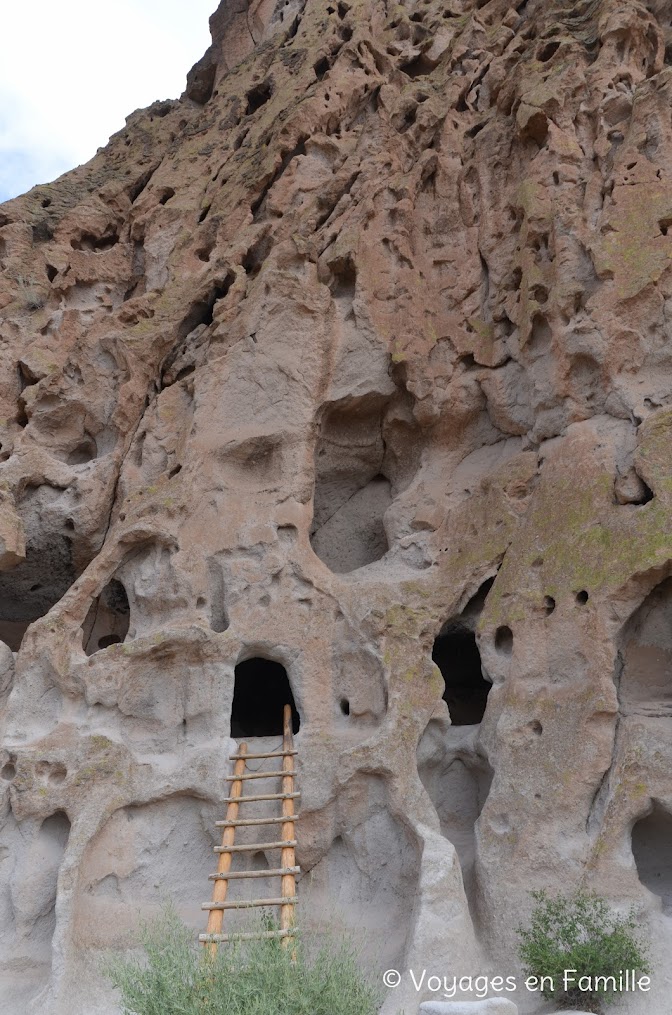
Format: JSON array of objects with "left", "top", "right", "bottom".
[
  {"left": 230, "top": 750, "right": 297, "bottom": 760},
  {"left": 221, "top": 792, "right": 300, "bottom": 803},
  {"left": 215, "top": 841, "right": 296, "bottom": 853},
  {"left": 202, "top": 897, "right": 297, "bottom": 910},
  {"left": 235, "top": 771, "right": 296, "bottom": 780},
  {"left": 199, "top": 929, "right": 295, "bottom": 943},
  {"left": 209, "top": 867, "right": 300, "bottom": 880},
  {"left": 216, "top": 815, "right": 299, "bottom": 827}
]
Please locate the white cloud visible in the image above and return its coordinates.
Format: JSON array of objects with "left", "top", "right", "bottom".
[{"left": 0, "top": 0, "right": 217, "bottom": 202}]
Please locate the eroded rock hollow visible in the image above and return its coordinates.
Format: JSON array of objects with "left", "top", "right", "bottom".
[{"left": 1, "top": 0, "right": 672, "bottom": 1012}]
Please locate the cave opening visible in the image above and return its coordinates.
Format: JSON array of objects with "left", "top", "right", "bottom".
[
  {"left": 231, "top": 657, "right": 300, "bottom": 738},
  {"left": 632, "top": 803, "right": 672, "bottom": 913},
  {"left": 619, "top": 576, "right": 672, "bottom": 716},
  {"left": 432, "top": 623, "right": 491, "bottom": 725},
  {"left": 82, "top": 578, "right": 130, "bottom": 656},
  {"left": 309, "top": 397, "right": 393, "bottom": 574}
]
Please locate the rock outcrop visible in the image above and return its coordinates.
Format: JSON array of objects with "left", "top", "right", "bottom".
[{"left": 1, "top": 1, "right": 672, "bottom": 1012}]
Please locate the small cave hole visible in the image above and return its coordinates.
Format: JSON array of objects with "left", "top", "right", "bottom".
[
  {"left": 98, "top": 634, "right": 122, "bottom": 650},
  {"left": 314, "top": 56, "right": 330, "bottom": 80},
  {"left": 465, "top": 120, "right": 486, "bottom": 139},
  {"left": 67, "top": 438, "right": 97, "bottom": 466},
  {"left": 400, "top": 53, "right": 436, "bottom": 78},
  {"left": 83, "top": 579, "right": 130, "bottom": 656},
  {"left": 18, "top": 361, "right": 39, "bottom": 392},
  {"left": 158, "top": 187, "right": 176, "bottom": 206},
  {"left": 207, "top": 560, "right": 228, "bottom": 634},
  {"left": 40, "top": 810, "right": 70, "bottom": 849},
  {"left": 285, "top": 13, "right": 301, "bottom": 39},
  {"left": 401, "top": 105, "right": 418, "bottom": 131},
  {"left": 1, "top": 761, "right": 16, "bottom": 781},
  {"left": 340, "top": 698, "right": 350, "bottom": 716},
  {"left": 576, "top": 590, "right": 589, "bottom": 605},
  {"left": 242, "top": 235, "right": 272, "bottom": 278},
  {"left": 195, "top": 241, "right": 214, "bottom": 263},
  {"left": 432, "top": 624, "right": 491, "bottom": 726},
  {"left": 198, "top": 205, "right": 211, "bottom": 224},
  {"left": 46, "top": 264, "right": 58, "bottom": 282},
  {"left": 632, "top": 804, "right": 672, "bottom": 913},
  {"left": 529, "top": 720, "right": 543, "bottom": 735},
  {"left": 33, "top": 221, "right": 54, "bottom": 242},
  {"left": 45, "top": 762, "right": 67, "bottom": 785},
  {"left": 246, "top": 80, "right": 273, "bottom": 116},
  {"left": 537, "top": 40, "right": 560, "bottom": 62},
  {"left": 230, "top": 657, "right": 300, "bottom": 737},
  {"left": 529, "top": 313, "right": 552, "bottom": 354},
  {"left": 0, "top": 493, "right": 79, "bottom": 650},
  {"left": 494, "top": 625, "right": 513, "bottom": 655},
  {"left": 619, "top": 576, "right": 672, "bottom": 714},
  {"left": 544, "top": 595, "right": 556, "bottom": 616},
  {"left": 633, "top": 480, "right": 654, "bottom": 506},
  {"left": 70, "top": 231, "right": 119, "bottom": 252},
  {"left": 178, "top": 275, "right": 234, "bottom": 338},
  {"left": 660, "top": 218, "right": 672, "bottom": 237}
]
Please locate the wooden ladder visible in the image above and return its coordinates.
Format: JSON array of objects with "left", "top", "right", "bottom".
[{"left": 200, "top": 704, "right": 299, "bottom": 953}]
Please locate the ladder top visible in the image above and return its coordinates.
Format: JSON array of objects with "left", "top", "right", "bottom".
[
  {"left": 230, "top": 749, "right": 297, "bottom": 760},
  {"left": 235, "top": 770, "right": 297, "bottom": 780}
]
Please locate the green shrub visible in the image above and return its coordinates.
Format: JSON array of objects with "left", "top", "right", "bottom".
[
  {"left": 517, "top": 889, "right": 650, "bottom": 1013},
  {"left": 103, "top": 906, "right": 382, "bottom": 1015}
]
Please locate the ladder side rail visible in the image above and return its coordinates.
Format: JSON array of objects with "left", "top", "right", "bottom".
[
  {"left": 204, "top": 742, "right": 248, "bottom": 955},
  {"left": 280, "top": 704, "right": 297, "bottom": 950}
]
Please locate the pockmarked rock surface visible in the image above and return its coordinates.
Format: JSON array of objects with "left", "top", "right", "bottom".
[{"left": 1, "top": 0, "right": 672, "bottom": 1013}]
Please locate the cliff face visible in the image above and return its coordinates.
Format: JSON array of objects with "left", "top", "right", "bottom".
[{"left": 1, "top": 0, "right": 672, "bottom": 1011}]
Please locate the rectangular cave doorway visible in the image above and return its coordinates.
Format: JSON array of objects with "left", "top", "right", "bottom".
[{"left": 230, "top": 657, "right": 300, "bottom": 739}]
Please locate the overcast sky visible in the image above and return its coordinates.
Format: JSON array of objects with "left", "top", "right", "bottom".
[{"left": 0, "top": 0, "right": 217, "bottom": 203}]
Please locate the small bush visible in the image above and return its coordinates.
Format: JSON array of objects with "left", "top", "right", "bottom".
[
  {"left": 103, "top": 906, "right": 382, "bottom": 1015},
  {"left": 14, "top": 273, "right": 45, "bottom": 311},
  {"left": 517, "top": 889, "right": 650, "bottom": 1013}
]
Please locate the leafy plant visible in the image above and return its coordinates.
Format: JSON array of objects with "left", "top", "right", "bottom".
[
  {"left": 103, "top": 905, "right": 382, "bottom": 1015},
  {"left": 517, "top": 889, "right": 650, "bottom": 1013}
]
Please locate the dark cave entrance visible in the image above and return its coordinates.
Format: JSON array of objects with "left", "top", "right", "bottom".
[
  {"left": 632, "top": 804, "right": 672, "bottom": 913},
  {"left": 432, "top": 624, "right": 491, "bottom": 725},
  {"left": 82, "top": 578, "right": 130, "bottom": 656},
  {"left": 230, "top": 657, "right": 300, "bottom": 738}
]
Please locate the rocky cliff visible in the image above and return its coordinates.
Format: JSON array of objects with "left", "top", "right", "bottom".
[{"left": 1, "top": 0, "right": 672, "bottom": 1012}]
